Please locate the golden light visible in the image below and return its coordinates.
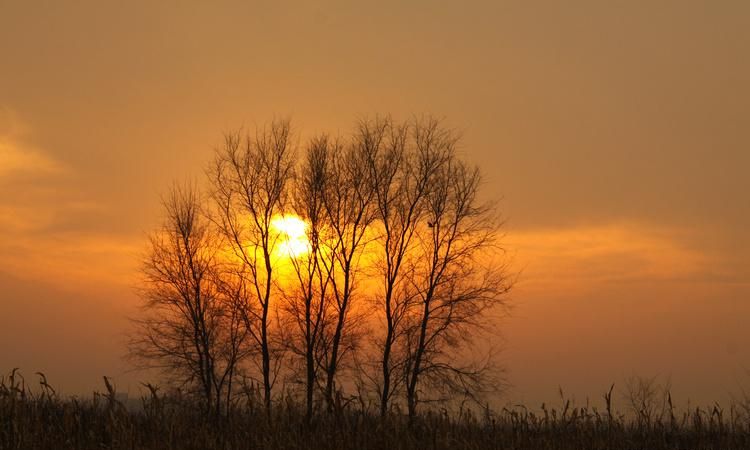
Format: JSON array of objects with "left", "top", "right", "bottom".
[{"left": 271, "top": 214, "right": 310, "bottom": 258}]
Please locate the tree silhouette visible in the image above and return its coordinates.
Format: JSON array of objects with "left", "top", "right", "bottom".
[
  {"left": 131, "top": 116, "right": 511, "bottom": 420},
  {"left": 402, "top": 121, "right": 510, "bottom": 419},
  {"left": 129, "top": 183, "right": 247, "bottom": 417},
  {"left": 283, "top": 135, "right": 333, "bottom": 421},
  {"left": 208, "top": 119, "right": 295, "bottom": 415}
]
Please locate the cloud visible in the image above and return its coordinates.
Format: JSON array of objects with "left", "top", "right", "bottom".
[
  {"left": 0, "top": 108, "right": 65, "bottom": 178},
  {"left": 501, "top": 222, "right": 750, "bottom": 407},
  {"left": 506, "top": 222, "right": 733, "bottom": 295},
  {"left": 0, "top": 138, "right": 65, "bottom": 177},
  {"left": 0, "top": 109, "right": 138, "bottom": 288},
  {"left": 0, "top": 111, "right": 70, "bottom": 234}
]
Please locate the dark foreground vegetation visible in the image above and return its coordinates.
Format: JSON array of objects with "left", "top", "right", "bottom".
[{"left": 2, "top": 372, "right": 749, "bottom": 450}]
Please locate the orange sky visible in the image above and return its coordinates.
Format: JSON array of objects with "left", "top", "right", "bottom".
[{"left": 1, "top": 1, "right": 749, "bottom": 407}]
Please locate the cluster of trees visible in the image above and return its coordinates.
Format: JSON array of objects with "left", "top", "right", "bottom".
[{"left": 129, "top": 116, "right": 512, "bottom": 422}]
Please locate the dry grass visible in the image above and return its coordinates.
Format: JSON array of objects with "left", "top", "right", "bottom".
[{"left": 1, "top": 370, "right": 749, "bottom": 450}]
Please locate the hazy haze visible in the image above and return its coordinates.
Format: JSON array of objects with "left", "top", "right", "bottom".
[{"left": 1, "top": 0, "right": 749, "bottom": 406}]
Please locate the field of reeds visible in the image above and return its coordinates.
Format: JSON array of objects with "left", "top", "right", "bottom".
[{"left": 2, "top": 370, "right": 749, "bottom": 450}]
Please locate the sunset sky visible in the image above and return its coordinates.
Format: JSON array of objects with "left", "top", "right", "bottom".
[{"left": 1, "top": 1, "right": 749, "bottom": 407}]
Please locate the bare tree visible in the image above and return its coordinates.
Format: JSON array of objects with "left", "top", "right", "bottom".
[
  {"left": 361, "top": 116, "right": 450, "bottom": 417},
  {"left": 131, "top": 115, "right": 511, "bottom": 421},
  {"left": 209, "top": 119, "right": 295, "bottom": 414},
  {"left": 402, "top": 122, "right": 511, "bottom": 419},
  {"left": 623, "top": 374, "right": 674, "bottom": 427},
  {"left": 283, "top": 135, "right": 332, "bottom": 421},
  {"left": 317, "top": 134, "right": 377, "bottom": 413},
  {"left": 129, "top": 183, "right": 246, "bottom": 417}
]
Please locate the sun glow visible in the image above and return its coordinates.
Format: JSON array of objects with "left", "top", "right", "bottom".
[{"left": 271, "top": 214, "right": 310, "bottom": 258}]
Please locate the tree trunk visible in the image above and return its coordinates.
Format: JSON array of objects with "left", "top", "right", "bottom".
[
  {"left": 380, "top": 297, "right": 394, "bottom": 418},
  {"left": 325, "top": 270, "right": 350, "bottom": 412}
]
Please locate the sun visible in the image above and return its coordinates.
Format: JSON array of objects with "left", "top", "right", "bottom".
[{"left": 271, "top": 214, "right": 310, "bottom": 258}]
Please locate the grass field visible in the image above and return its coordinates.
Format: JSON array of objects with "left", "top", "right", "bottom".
[{"left": 2, "top": 371, "right": 749, "bottom": 450}]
